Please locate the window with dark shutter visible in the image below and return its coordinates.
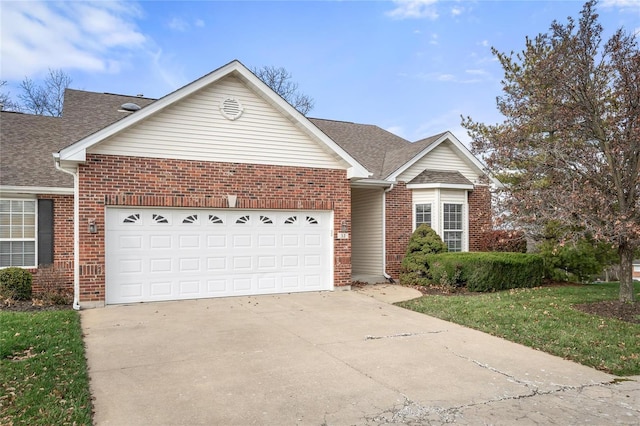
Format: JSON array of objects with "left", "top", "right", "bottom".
[{"left": 38, "top": 199, "right": 54, "bottom": 265}]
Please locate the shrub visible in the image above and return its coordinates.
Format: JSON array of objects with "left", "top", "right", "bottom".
[
  {"left": 426, "top": 252, "right": 544, "bottom": 292},
  {"left": 400, "top": 224, "right": 448, "bottom": 286},
  {"left": 0, "top": 267, "right": 33, "bottom": 300},
  {"left": 479, "top": 230, "right": 527, "bottom": 253}
]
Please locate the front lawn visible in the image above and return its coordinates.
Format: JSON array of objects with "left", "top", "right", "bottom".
[
  {"left": 0, "top": 309, "right": 93, "bottom": 425},
  {"left": 397, "top": 282, "right": 640, "bottom": 376}
]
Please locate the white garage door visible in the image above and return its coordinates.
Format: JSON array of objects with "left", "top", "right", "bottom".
[{"left": 106, "top": 208, "right": 333, "bottom": 304}]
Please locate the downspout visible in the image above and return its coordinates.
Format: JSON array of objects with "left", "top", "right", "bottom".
[
  {"left": 382, "top": 184, "right": 395, "bottom": 283},
  {"left": 54, "top": 154, "right": 80, "bottom": 310}
]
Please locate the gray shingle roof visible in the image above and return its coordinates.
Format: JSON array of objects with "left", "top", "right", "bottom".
[
  {"left": 1, "top": 89, "right": 156, "bottom": 189},
  {"left": 310, "top": 118, "right": 445, "bottom": 179},
  {"left": 2, "top": 88, "right": 453, "bottom": 189},
  {"left": 0, "top": 112, "right": 70, "bottom": 188},
  {"left": 408, "top": 169, "right": 473, "bottom": 186}
]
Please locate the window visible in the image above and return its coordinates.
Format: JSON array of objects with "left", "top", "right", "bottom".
[
  {"left": 0, "top": 200, "right": 36, "bottom": 267},
  {"left": 415, "top": 204, "right": 432, "bottom": 227},
  {"left": 443, "top": 203, "right": 463, "bottom": 252}
]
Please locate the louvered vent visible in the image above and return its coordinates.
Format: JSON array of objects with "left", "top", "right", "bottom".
[{"left": 220, "top": 97, "right": 243, "bottom": 120}]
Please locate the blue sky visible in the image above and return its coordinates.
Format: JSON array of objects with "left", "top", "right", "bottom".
[{"left": 1, "top": 0, "right": 639, "bottom": 145}]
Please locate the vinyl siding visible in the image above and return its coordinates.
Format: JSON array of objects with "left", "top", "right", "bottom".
[
  {"left": 351, "top": 188, "right": 383, "bottom": 276},
  {"left": 412, "top": 189, "right": 438, "bottom": 232},
  {"left": 90, "top": 75, "right": 346, "bottom": 170},
  {"left": 398, "top": 141, "right": 479, "bottom": 183}
]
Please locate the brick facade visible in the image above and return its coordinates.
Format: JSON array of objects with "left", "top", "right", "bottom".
[
  {"left": 383, "top": 183, "right": 492, "bottom": 281},
  {"left": 468, "top": 184, "right": 492, "bottom": 252},
  {"left": 384, "top": 182, "right": 413, "bottom": 280},
  {"left": 77, "top": 154, "right": 351, "bottom": 303},
  {"left": 30, "top": 194, "right": 74, "bottom": 295}
]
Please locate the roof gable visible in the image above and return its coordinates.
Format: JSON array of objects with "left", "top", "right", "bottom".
[
  {"left": 389, "top": 132, "right": 499, "bottom": 186},
  {"left": 58, "top": 60, "right": 369, "bottom": 179}
]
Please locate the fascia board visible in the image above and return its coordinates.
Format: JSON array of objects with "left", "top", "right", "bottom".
[
  {"left": 406, "top": 183, "right": 474, "bottom": 190},
  {"left": 0, "top": 186, "right": 74, "bottom": 196}
]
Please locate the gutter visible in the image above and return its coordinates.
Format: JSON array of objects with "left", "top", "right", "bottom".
[
  {"left": 382, "top": 183, "right": 395, "bottom": 283},
  {"left": 54, "top": 154, "right": 80, "bottom": 311}
]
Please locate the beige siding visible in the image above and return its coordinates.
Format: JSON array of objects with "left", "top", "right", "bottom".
[
  {"left": 351, "top": 188, "right": 384, "bottom": 276},
  {"left": 90, "top": 76, "right": 346, "bottom": 169},
  {"left": 412, "top": 189, "right": 438, "bottom": 232},
  {"left": 398, "top": 141, "right": 480, "bottom": 183}
]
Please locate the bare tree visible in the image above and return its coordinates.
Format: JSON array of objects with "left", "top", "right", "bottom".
[
  {"left": 462, "top": 0, "right": 639, "bottom": 302},
  {"left": 0, "top": 80, "right": 21, "bottom": 112},
  {"left": 252, "top": 66, "right": 315, "bottom": 115},
  {"left": 18, "top": 68, "right": 72, "bottom": 117}
]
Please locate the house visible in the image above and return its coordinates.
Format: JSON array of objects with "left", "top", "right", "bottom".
[
  {"left": 634, "top": 260, "right": 640, "bottom": 281},
  {"left": 0, "top": 60, "right": 498, "bottom": 308}
]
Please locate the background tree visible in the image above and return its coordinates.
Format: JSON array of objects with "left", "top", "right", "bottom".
[
  {"left": 462, "top": 0, "right": 639, "bottom": 302},
  {"left": 18, "top": 68, "right": 72, "bottom": 117},
  {"left": 252, "top": 65, "right": 315, "bottom": 115},
  {"left": 0, "top": 80, "right": 21, "bottom": 112}
]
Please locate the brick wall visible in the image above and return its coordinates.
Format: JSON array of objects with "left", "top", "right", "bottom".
[
  {"left": 468, "top": 184, "right": 492, "bottom": 252},
  {"left": 77, "top": 154, "right": 351, "bottom": 303},
  {"left": 384, "top": 182, "right": 412, "bottom": 280},
  {"left": 31, "top": 194, "right": 74, "bottom": 295}
]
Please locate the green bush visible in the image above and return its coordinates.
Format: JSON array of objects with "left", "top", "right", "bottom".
[
  {"left": 426, "top": 252, "right": 544, "bottom": 292},
  {"left": 535, "top": 221, "right": 618, "bottom": 283},
  {"left": 400, "top": 224, "right": 448, "bottom": 286},
  {"left": 0, "top": 267, "right": 33, "bottom": 300}
]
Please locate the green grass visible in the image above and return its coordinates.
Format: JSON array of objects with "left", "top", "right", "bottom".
[
  {"left": 0, "top": 310, "right": 93, "bottom": 425},
  {"left": 397, "top": 282, "right": 640, "bottom": 376}
]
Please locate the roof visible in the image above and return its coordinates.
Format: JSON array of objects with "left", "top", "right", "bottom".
[
  {"left": 0, "top": 111, "right": 70, "bottom": 189},
  {"left": 57, "top": 60, "right": 370, "bottom": 179},
  {"left": 0, "top": 90, "right": 156, "bottom": 191},
  {"left": 61, "top": 89, "right": 156, "bottom": 147},
  {"left": 408, "top": 169, "right": 473, "bottom": 186},
  {"left": 3, "top": 60, "right": 496, "bottom": 190},
  {"left": 310, "top": 118, "right": 446, "bottom": 180}
]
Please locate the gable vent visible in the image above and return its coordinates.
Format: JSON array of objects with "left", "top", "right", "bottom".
[{"left": 220, "top": 97, "right": 243, "bottom": 120}]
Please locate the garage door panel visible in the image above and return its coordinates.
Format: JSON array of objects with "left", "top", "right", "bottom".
[{"left": 106, "top": 208, "right": 332, "bottom": 304}]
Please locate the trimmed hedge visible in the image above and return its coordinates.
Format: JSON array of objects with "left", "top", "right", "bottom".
[
  {"left": 0, "top": 267, "right": 33, "bottom": 300},
  {"left": 425, "top": 252, "right": 544, "bottom": 292}
]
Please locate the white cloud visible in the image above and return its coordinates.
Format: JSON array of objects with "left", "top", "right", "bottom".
[
  {"left": 429, "top": 33, "right": 439, "bottom": 45},
  {"left": 602, "top": 0, "right": 640, "bottom": 13},
  {"left": 386, "top": 0, "right": 439, "bottom": 20},
  {"left": 451, "top": 6, "right": 463, "bottom": 16},
  {"left": 195, "top": 19, "right": 205, "bottom": 28},
  {"left": 168, "top": 17, "right": 189, "bottom": 32},
  {"left": 0, "top": 1, "right": 147, "bottom": 80}
]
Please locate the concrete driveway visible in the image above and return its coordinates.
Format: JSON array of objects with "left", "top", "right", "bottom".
[{"left": 81, "top": 287, "right": 639, "bottom": 425}]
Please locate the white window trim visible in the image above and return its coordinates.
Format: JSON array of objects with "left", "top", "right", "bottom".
[
  {"left": 441, "top": 202, "right": 466, "bottom": 252},
  {"left": 0, "top": 198, "right": 38, "bottom": 268},
  {"left": 413, "top": 203, "right": 433, "bottom": 229}
]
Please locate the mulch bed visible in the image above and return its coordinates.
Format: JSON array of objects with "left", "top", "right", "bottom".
[{"left": 573, "top": 301, "right": 640, "bottom": 324}]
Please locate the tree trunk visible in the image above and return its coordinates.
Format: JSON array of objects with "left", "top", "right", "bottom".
[{"left": 618, "top": 244, "right": 636, "bottom": 303}]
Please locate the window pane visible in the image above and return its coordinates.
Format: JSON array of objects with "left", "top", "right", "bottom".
[
  {"left": 0, "top": 200, "right": 36, "bottom": 266},
  {"left": 444, "top": 231, "right": 462, "bottom": 252},
  {"left": 415, "top": 204, "right": 431, "bottom": 227}
]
